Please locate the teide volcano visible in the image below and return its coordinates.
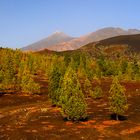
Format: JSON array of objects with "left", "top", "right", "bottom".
[{"left": 21, "top": 31, "right": 75, "bottom": 51}]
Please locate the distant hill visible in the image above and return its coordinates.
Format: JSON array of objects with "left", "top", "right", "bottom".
[
  {"left": 47, "top": 27, "right": 140, "bottom": 51},
  {"left": 22, "top": 27, "right": 140, "bottom": 52},
  {"left": 21, "top": 32, "right": 74, "bottom": 51},
  {"left": 79, "top": 34, "right": 140, "bottom": 57}
]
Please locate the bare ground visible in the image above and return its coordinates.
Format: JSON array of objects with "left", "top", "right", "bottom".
[{"left": 0, "top": 75, "right": 140, "bottom": 140}]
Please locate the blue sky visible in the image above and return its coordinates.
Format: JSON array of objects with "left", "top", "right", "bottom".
[{"left": 0, "top": 0, "right": 140, "bottom": 48}]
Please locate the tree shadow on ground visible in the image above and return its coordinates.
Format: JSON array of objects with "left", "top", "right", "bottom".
[{"left": 110, "top": 113, "right": 127, "bottom": 121}]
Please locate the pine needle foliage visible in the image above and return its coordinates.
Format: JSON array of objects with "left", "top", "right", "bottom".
[
  {"left": 109, "top": 76, "right": 128, "bottom": 120},
  {"left": 60, "top": 67, "right": 87, "bottom": 121}
]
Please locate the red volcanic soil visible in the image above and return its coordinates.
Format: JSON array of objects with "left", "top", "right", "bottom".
[{"left": 0, "top": 75, "right": 140, "bottom": 140}]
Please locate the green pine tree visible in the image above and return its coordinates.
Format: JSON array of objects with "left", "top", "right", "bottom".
[
  {"left": 109, "top": 76, "right": 128, "bottom": 120},
  {"left": 60, "top": 67, "right": 87, "bottom": 121},
  {"left": 92, "top": 86, "right": 103, "bottom": 99},
  {"left": 125, "top": 63, "right": 133, "bottom": 80},
  {"left": 84, "top": 77, "right": 93, "bottom": 98},
  {"left": 48, "top": 61, "right": 66, "bottom": 105},
  {"left": 77, "top": 56, "right": 86, "bottom": 79}
]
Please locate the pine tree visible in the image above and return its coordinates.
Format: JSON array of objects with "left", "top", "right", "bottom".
[
  {"left": 48, "top": 61, "right": 66, "bottom": 105},
  {"left": 84, "top": 77, "right": 103, "bottom": 99},
  {"left": 92, "top": 86, "right": 103, "bottom": 99},
  {"left": 132, "top": 59, "right": 140, "bottom": 80},
  {"left": 109, "top": 76, "right": 128, "bottom": 120},
  {"left": 120, "top": 59, "right": 128, "bottom": 74},
  {"left": 48, "top": 65, "right": 61, "bottom": 105},
  {"left": 84, "top": 77, "right": 93, "bottom": 98},
  {"left": 60, "top": 67, "right": 87, "bottom": 121},
  {"left": 125, "top": 63, "right": 133, "bottom": 80},
  {"left": 77, "top": 56, "right": 86, "bottom": 79}
]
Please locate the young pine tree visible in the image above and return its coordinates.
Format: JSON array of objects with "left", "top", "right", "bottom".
[
  {"left": 48, "top": 61, "right": 66, "bottom": 105},
  {"left": 125, "top": 63, "right": 133, "bottom": 81},
  {"left": 77, "top": 56, "right": 86, "bottom": 79},
  {"left": 93, "top": 86, "right": 103, "bottom": 99},
  {"left": 109, "top": 76, "right": 128, "bottom": 120},
  {"left": 48, "top": 65, "right": 62, "bottom": 105},
  {"left": 84, "top": 77, "right": 93, "bottom": 98},
  {"left": 60, "top": 67, "right": 87, "bottom": 121}
]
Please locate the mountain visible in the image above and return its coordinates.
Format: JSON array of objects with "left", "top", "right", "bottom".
[
  {"left": 21, "top": 32, "right": 74, "bottom": 51},
  {"left": 47, "top": 27, "right": 140, "bottom": 51},
  {"left": 36, "top": 34, "right": 140, "bottom": 58},
  {"left": 22, "top": 27, "right": 140, "bottom": 52}
]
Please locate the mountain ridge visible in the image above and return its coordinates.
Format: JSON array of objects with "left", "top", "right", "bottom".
[{"left": 21, "top": 27, "right": 140, "bottom": 52}]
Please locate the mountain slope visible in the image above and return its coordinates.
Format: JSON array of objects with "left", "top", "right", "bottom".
[
  {"left": 47, "top": 28, "right": 140, "bottom": 51},
  {"left": 36, "top": 34, "right": 140, "bottom": 59},
  {"left": 21, "top": 32, "right": 74, "bottom": 51},
  {"left": 79, "top": 34, "right": 140, "bottom": 57}
]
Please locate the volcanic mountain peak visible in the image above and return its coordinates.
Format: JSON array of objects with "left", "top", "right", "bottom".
[
  {"left": 49, "top": 31, "right": 71, "bottom": 38},
  {"left": 21, "top": 31, "right": 74, "bottom": 51}
]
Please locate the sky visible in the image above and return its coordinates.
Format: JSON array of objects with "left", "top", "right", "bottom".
[{"left": 0, "top": 0, "right": 140, "bottom": 49}]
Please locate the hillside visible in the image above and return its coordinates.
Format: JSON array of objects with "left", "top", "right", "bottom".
[{"left": 78, "top": 34, "right": 140, "bottom": 57}]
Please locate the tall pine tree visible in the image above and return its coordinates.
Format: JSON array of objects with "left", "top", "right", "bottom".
[
  {"left": 60, "top": 66, "right": 87, "bottom": 121},
  {"left": 109, "top": 76, "right": 128, "bottom": 120}
]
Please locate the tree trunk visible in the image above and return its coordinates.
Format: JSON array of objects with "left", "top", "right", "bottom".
[{"left": 116, "top": 114, "right": 119, "bottom": 121}]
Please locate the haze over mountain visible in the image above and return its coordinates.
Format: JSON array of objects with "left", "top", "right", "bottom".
[
  {"left": 22, "top": 27, "right": 140, "bottom": 52},
  {"left": 22, "top": 32, "right": 74, "bottom": 51}
]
